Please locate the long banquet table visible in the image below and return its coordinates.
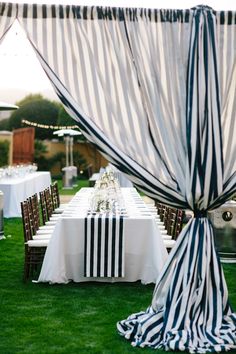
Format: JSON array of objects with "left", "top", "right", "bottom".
[
  {"left": 0, "top": 171, "right": 51, "bottom": 218},
  {"left": 38, "top": 188, "right": 168, "bottom": 284}
]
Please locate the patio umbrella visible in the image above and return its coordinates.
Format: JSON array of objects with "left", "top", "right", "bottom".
[
  {"left": 53, "top": 129, "right": 81, "bottom": 137},
  {"left": 53, "top": 129, "right": 81, "bottom": 167},
  {"left": 0, "top": 101, "right": 18, "bottom": 111}
]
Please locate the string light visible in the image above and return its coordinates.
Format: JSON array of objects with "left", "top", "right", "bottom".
[{"left": 22, "top": 119, "right": 79, "bottom": 130}]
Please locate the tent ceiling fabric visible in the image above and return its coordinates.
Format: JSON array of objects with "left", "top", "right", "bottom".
[{"left": 0, "top": 2, "right": 236, "bottom": 352}]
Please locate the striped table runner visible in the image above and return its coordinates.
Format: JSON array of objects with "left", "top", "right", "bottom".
[{"left": 84, "top": 213, "right": 124, "bottom": 277}]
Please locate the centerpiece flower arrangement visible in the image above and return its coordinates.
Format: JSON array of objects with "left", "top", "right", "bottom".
[{"left": 89, "top": 167, "right": 124, "bottom": 214}]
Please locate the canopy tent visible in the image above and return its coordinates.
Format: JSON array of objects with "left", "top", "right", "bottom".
[{"left": 0, "top": 2, "right": 236, "bottom": 352}]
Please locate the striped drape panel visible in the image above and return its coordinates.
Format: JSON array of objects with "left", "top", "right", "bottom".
[
  {"left": 0, "top": 3, "right": 236, "bottom": 352},
  {"left": 0, "top": 3, "right": 16, "bottom": 44},
  {"left": 17, "top": 4, "right": 191, "bottom": 208}
]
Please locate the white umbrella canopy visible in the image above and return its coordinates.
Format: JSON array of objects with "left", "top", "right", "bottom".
[
  {"left": 53, "top": 129, "right": 81, "bottom": 136},
  {"left": 0, "top": 101, "right": 18, "bottom": 111}
]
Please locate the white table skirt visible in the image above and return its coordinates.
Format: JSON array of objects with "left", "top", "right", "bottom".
[
  {"left": 0, "top": 171, "right": 51, "bottom": 218},
  {"left": 38, "top": 188, "right": 168, "bottom": 284}
]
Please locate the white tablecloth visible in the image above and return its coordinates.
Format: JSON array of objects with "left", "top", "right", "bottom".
[
  {"left": 38, "top": 188, "right": 168, "bottom": 284},
  {"left": 0, "top": 171, "right": 51, "bottom": 218}
]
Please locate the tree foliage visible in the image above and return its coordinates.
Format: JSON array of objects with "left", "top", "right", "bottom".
[
  {"left": 33, "top": 140, "right": 49, "bottom": 170},
  {"left": 8, "top": 98, "right": 59, "bottom": 139},
  {"left": 16, "top": 94, "right": 44, "bottom": 107},
  {"left": 33, "top": 142, "right": 88, "bottom": 177},
  {"left": 57, "top": 105, "right": 78, "bottom": 127},
  {"left": 34, "top": 139, "right": 48, "bottom": 159},
  {"left": 0, "top": 140, "right": 9, "bottom": 166},
  {"left": 0, "top": 118, "right": 10, "bottom": 131},
  {"left": 57, "top": 105, "right": 86, "bottom": 141}
]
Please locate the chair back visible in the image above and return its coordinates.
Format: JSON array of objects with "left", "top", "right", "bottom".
[
  {"left": 27, "top": 194, "right": 41, "bottom": 232},
  {"left": 86, "top": 164, "right": 93, "bottom": 178},
  {"left": 21, "top": 201, "right": 33, "bottom": 242},
  {"left": 50, "top": 182, "right": 60, "bottom": 209},
  {"left": 39, "top": 191, "right": 48, "bottom": 225},
  {"left": 27, "top": 198, "right": 38, "bottom": 235},
  {"left": 44, "top": 187, "right": 54, "bottom": 217},
  {"left": 173, "top": 209, "right": 184, "bottom": 239},
  {"left": 155, "top": 203, "right": 166, "bottom": 222},
  {"left": 155, "top": 201, "right": 185, "bottom": 240}
]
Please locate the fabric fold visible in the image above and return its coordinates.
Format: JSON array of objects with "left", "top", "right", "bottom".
[{"left": 117, "top": 218, "right": 236, "bottom": 353}]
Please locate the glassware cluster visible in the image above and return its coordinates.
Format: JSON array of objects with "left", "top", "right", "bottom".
[
  {"left": 0, "top": 163, "right": 38, "bottom": 179},
  {"left": 89, "top": 166, "right": 125, "bottom": 215}
]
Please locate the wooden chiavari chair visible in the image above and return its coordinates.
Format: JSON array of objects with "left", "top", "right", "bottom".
[
  {"left": 39, "top": 190, "right": 57, "bottom": 226},
  {"left": 44, "top": 187, "right": 61, "bottom": 221},
  {"left": 28, "top": 194, "right": 55, "bottom": 234},
  {"left": 21, "top": 201, "right": 49, "bottom": 282},
  {"left": 50, "top": 181, "right": 68, "bottom": 213},
  {"left": 173, "top": 209, "right": 184, "bottom": 240}
]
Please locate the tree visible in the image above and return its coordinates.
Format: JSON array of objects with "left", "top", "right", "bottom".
[
  {"left": 8, "top": 98, "right": 59, "bottom": 139},
  {"left": 34, "top": 139, "right": 48, "bottom": 160},
  {"left": 16, "top": 93, "right": 43, "bottom": 107},
  {"left": 0, "top": 140, "right": 9, "bottom": 166},
  {"left": 33, "top": 139, "right": 49, "bottom": 170},
  {"left": 0, "top": 118, "right": 10, "bottom": 131},
  {"left": 57, "top": 105, "right": 78, "bottom": 127},
  {"left": 57, "top": 105, "right": 86, "bottom": 141}
]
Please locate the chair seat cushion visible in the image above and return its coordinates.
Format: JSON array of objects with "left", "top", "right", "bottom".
[
  {"left": 36, "top": 229, "right": 53, "bottom": 235},
  {"left": 27, "top": 239, "right": 49, "bottom": 247},
  {"left": 162, "top": 235, "right": 172, "bottom": 240},
  {"left": 39, "top": 225, "right": 54, "bottom": 230},
  {"left": 159, "top": 229, "right": 168, "bottom": 234},
  {"left": 50, "top": 215, "right": 61, "bottom": 220},
  {"left": 163, "top": 239, "right": 176, "bottom": 248},
  {"left": 33, "top": 235, "right": 51, "bottom": 240},
  {"left": 45, "top": 221, "right": 57, "bottom": 226}
]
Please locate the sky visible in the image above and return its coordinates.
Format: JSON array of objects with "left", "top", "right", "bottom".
[{"left": 0, "top": 0, "right": 235, "bottom": 105}]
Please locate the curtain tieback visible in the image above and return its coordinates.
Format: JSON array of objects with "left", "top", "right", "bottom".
[{"left": 193, "top": 210, "right": 207, "bottom": 218}]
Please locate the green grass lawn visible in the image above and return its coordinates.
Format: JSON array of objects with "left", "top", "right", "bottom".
[
  {"left": 0, "top": 216, "right": 236, "bottom": 353},
  {"left": 54, "top": 178, "right": 90, "bottom": 195}
]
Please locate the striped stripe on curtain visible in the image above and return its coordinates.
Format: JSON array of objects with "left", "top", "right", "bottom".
[
  {"left": 0, "top": 3, "right": 16, "bottom": 44},
  {"left": 0, "top": 3, "right": 235, "bottom": 352}
]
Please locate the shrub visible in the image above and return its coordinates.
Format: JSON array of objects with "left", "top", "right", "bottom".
[
  {"left": 0, "top": 140, "right": 9, "bottom": 166},
  {"left": 33, "top": 140, "right": 88, "bottom": 176}
]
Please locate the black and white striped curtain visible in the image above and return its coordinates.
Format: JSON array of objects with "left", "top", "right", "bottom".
[
  {"left": 0, "top": 3, "right": 236, "bottom": 352},
  {"left": 0, "top": 3, "right": 16, "bottom": 44}
]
